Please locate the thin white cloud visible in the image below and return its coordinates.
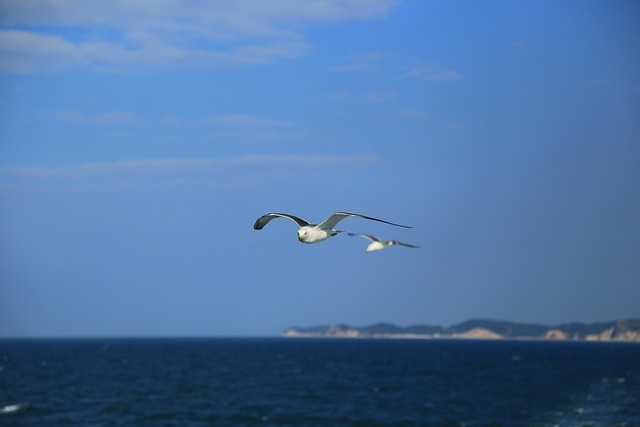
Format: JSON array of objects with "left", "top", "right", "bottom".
[
  {"left": 328, "top": 90, "right": 398, "bottom": 105},
  {"left": 54, "top": 111, "right": 146, "bottom": 126},
  {"left": 329, "top": 52, "right": 386, "bottom": 72},
  {"left": 208, "top": 129, "right": 309, "bottom": 144},
  {"left": 427, "top": 70, "right": 462, "bottom": 81},
  {"left": 390, "top": 109, "right": 429, "bottom": 119},
  {"left": 194, "top": 114, "right": 307, "bottom": 143},
  {"left": 0, "top": 29, "right": 309, "bottom": 73},
  {"left": 0, "top": 0, "right": 397, "bottom": 33},
  {"left": 400, "top": 67, "right": 463, "bottom": 82},
  {"left": 0, "top": 154, "right": 379, "bottom": 192},
  {"left": 0, "top": 154, "right": 377, "bottom": 179},
  {"left": 401, "top": 68, "right": 425, "bottom": 79},
  {"left": 0, "top": 0, "right": 398, "bottom": 73},
  {"left": 0, "top": 30, "right": 86, "bottom": 73},
  {"left": 42, "top": 110, "right": 307, "bottom": 143},
  {"left": 195, "top": 114, "right": 297, "bottom": 128},
  {"left": 360, "top": 90, "right": 397, "bottom": 104},
  {"left": 48, "top": 111, "right": 296, "bottom": 128}
]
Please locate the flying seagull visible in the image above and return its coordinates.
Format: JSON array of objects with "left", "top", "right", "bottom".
[
  {"left": 348, "top": 232, "right": 419, "bottom": 252},
  {"left": 253, "top": 212, "right": 411, "bottom": 244}
]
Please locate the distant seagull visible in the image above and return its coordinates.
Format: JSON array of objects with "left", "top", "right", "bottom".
[
  {"left": 348, "top": 233, "right": 419, "bottom": 252},
  {"left": 253, "top": 212, "right": 411, "bottom": 244}
]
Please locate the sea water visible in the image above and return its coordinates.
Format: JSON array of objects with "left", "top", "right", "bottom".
[{"left": 1, "top": 338, "right": 638, "bottom": 426}]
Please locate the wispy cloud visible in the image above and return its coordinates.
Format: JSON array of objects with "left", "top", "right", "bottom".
[
  {"left": 0, "top": 154, "right": 378, "bottom": 191},
  {"left": 196, "top": 114, "right": 306, "bottom": 143},
  {"left": 0, "top": 0, "right": 398, "bottom": 73},
  {"left": 194, "top": 114, "right": 296, "bottom": 128},
  {"left": 54, "top": 111, "right": 146, "bottom": 126},
  {"left": 1, "top": 155, "right": 375, "bottom": 177},
  {"left": 0, "top": 30, "right": 308, "bottom": 73},
  {"left": 389, "top": 109, "right": 429, "bottom": 119},
  {"left": 0, "top": 0, "right": 398, "bottom": 32},
  {"left": 329, "top": 52, "right": 386, "bottom": 72},
  {"left": 328, "top": 90, "right": 398, "bottom": 105},
  {"left": 48, "top": 111, "right": 296, "bottom": 129},
  {"left": 360, "top": 90, "right": 398, "bottom": 104},
  {"left": 43, "top": 110, "right": 306, "bottom": 143},
  {"left": 0, "top": 30, "right": 86, "bottom": 73},
  {"left": 209, "top": 129, "right": 309, "bottom": 144},
  {"left": 427, "top": 70, "right": 463, "bottom": 82},
  {"left": 400, "top": 67, "right": 463, "bottom": 82}
]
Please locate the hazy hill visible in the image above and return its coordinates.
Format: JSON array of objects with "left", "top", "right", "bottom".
[{"left": 284, "top": 319, "right": 640, "bottom": 342}]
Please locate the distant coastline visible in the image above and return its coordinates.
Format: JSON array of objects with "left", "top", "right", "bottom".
[{"left": 284, "top": 319, "right": 640, "bottom": 342}]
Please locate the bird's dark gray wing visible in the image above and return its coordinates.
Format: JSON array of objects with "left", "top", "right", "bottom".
[
  {"left": 318, "top": 212, "right": 412, "bottom": 230},
  {"left": 391, "top": 241, "right": 420, "bottom": 248},
  {"left": 347, "top": 233, "right": 381, "bottom": 243},
  {"left": 253, "top": 213, "right": 310, "bottom": 230}
]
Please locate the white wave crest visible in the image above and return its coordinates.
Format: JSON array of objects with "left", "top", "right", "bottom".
[{"left": 0, "top": 403, "right": 27, "bottom": 414}]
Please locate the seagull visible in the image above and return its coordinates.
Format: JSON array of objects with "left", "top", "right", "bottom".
[
  {"left": 253, "top": 212, "right": 411, "bottom": 244},
  {"left": 348, "top": 232, "right": 419, "bottom": 252}
]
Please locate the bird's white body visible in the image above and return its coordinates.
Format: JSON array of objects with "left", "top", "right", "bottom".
[
  {"left": 348, "top": 233, "right": 419, "bottom": 252},
  {"left": 297, "top": 226, "right": 338, "bottom": 244},
  {"left": 364, "top": 241, "right": 388, "bottom": 252}
]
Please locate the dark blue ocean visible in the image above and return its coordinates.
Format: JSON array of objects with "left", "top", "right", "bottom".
[{"left": 1, "top": 338, "right": 639, "bottom": 427}]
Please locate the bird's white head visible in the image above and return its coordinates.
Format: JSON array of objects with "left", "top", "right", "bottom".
[{"left": 297, "top": 229, "right": 309, "bottom": 242}]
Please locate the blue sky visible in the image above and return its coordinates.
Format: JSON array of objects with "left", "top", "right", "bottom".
[{"left": 1, "top": 0, "right": 639, "bottom": 337}]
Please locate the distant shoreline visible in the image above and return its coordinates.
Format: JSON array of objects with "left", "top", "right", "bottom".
[
  {"left": 283, "top": 333, "right": 640, "bottom": 344},
  {"left": 283, "top": 319, "right": 640, "bottom": 343}
]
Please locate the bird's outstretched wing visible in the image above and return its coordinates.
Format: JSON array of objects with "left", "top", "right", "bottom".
[
  {"left": 347, "top": 233, "right": 381, "bottom": 242},
  {"left": 318, "top": 212, "right": 412, "bottom": 230},
  {"left": 391, "top": 240, "right": 420, "bottom": 248},
  {"left": 253, "top": 213, "right": 310, "bottom": 230}
]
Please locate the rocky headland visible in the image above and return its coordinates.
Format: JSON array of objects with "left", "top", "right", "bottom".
[{"left": 284, "top": 319, "right": 640, "bottom": 342}]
